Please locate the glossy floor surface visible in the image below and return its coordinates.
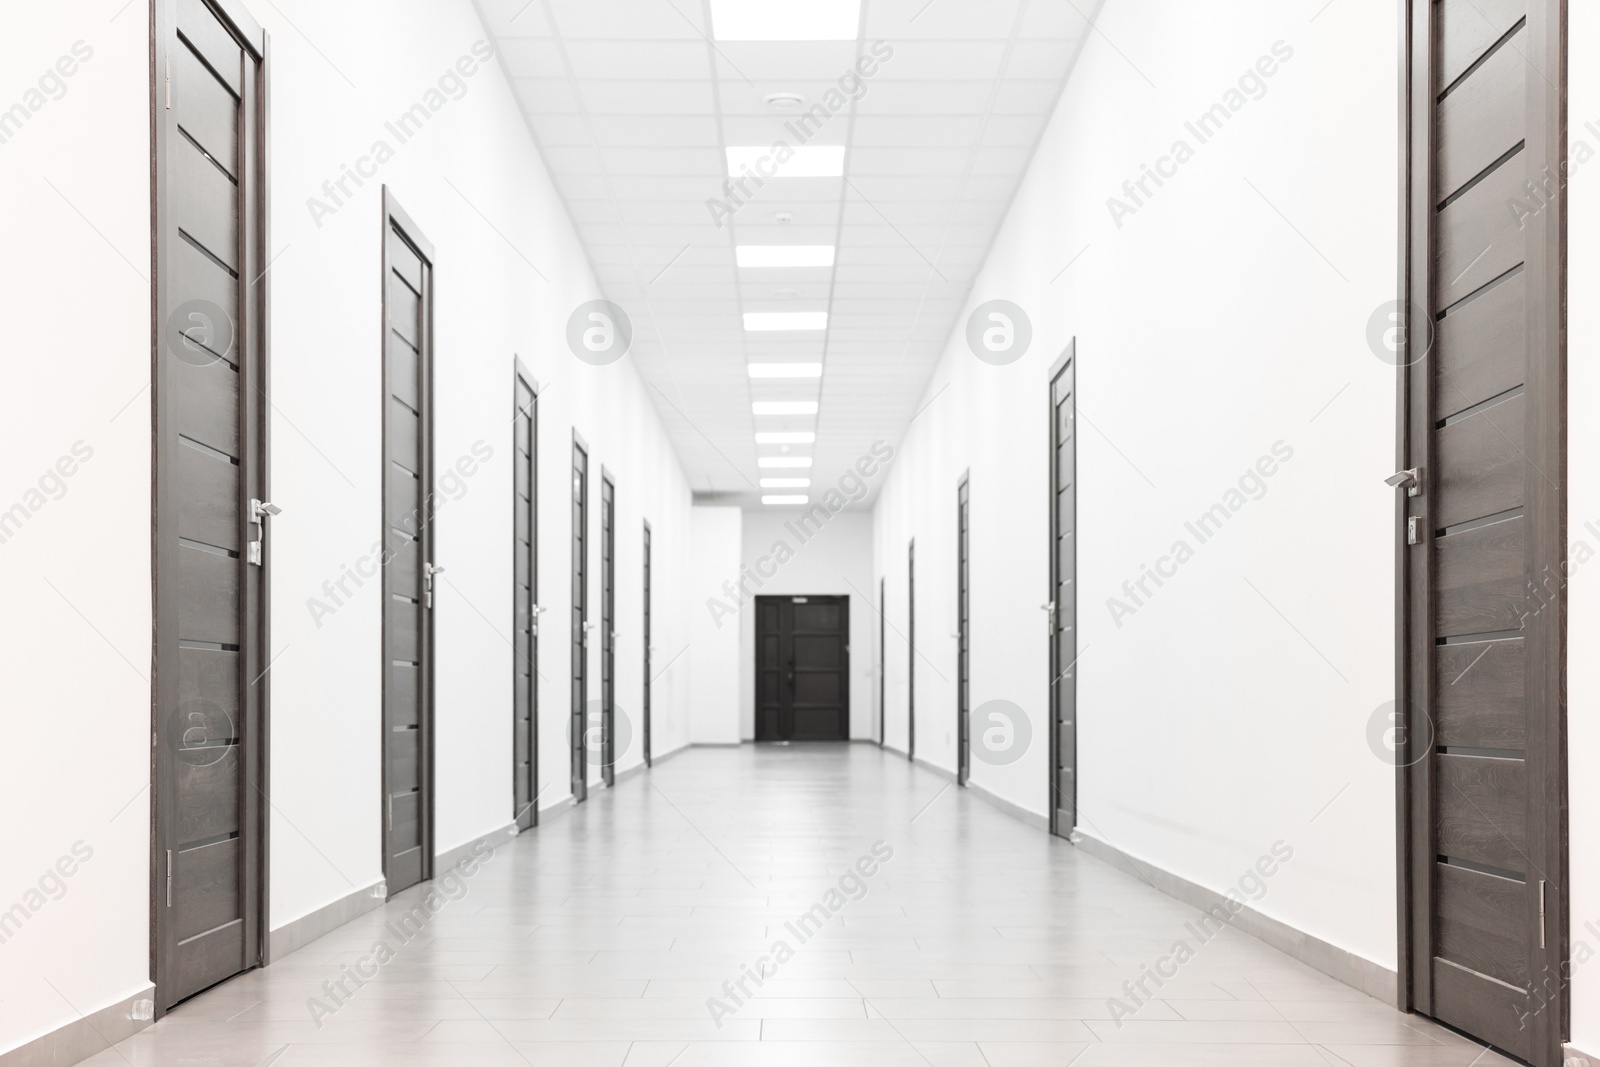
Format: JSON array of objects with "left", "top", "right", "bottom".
[{"left": 84, "top": 745, "right": 1514, "bottom": 1066}]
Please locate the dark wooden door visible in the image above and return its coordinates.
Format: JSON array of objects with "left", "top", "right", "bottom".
[
  {"left": 957, "top": 475, "right": 971, "bottom": 786},
  {"left": 907, "top": 541, "right": 916, "bottom": 760},
  {"left": 1049, "top": 346, "right": 1077, "bottom": 837},
  {"left": 381, "top": 192, "right": 435, "bottom": 898},
  {"left": 1397, "top": 3, "right": 1566, "bottom": 1062},
  {"left": 570, "top": 436, "right": 589, "bottom": 802},
  {"left": 153, "top": 0, "right": 268, "bottom": 1010},
  {"left": 642, "top": 521, "right": 652, "bottom": 767},
  {"left": 513, "top": 367, "right": 538, "bottom": 831},
  {"left": 755, "top": 596, "right": 849, "bottom": 741},
  {"left": 878, "top": 577, "right": 886, "bottom": 745},
  {"left": 600, "top": 473, "right": 616, "bottom": 785}
]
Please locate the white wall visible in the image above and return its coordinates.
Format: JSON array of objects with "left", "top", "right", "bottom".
[
  {"left": 1567, "top": 0, "right": 1600, "bottom": 1050},
  {"left": 0, "top": 3, "right": 151, "bottom": 1054},
  {"left": 689, "top": 506, "right": 743, "bottom": 744},
  {"left": 737, "top": 510, "right": 877, "bottom": 740},
  {"left": 258, "top": 0, "right": 694, "bottom": 928},
  {"left": 1, "top": 6, "right": 697, "bottom": 1054},
  {"left": 873, "top": 0, "right": 1400, "bottom": 972}
]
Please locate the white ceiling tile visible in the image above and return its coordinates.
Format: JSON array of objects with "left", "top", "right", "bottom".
[
  {"left": 1005, "top": 39, "right": 1080, "bottom": 81},
  {"left": 577, "top": 80, "right": 720, "bottom": 115},
  {"left": 711, "top": 42, "right": 864, "bottom": 82},
  {"left": 512, "top": 78, "right": 582, "bottom": 113},
  {"left": 1018, "top": 0, "right": 1099, "bottom": 41},
  {"left": 586, "top": 116, "right": 722, "bottom": 147},
  {"left": 530, "top": 115, "right": 595, "bottom": 145},
  {"left": 483, "top": 1, "right": 1090, "bottom": 495},
  {"left": 991, "top": 78, "right": 1066, "bottom": 114},
  {"left": 477, "top": 0, "right": 556, "bottom": 37},
  {"left": 863, "top": 0, "right": 1025, "bottom": 39},
  {"left": 496, "top": 37, "right": 566, "bottom": 78},
  {"left": 545, "top": 0, "right": 710, "bottom": 38},
  {"left": 875, "top": 41, "right": 1009, "bottom": 81},
  {"left": 562, "top": 40, "right": 712, "bottom": 80}
]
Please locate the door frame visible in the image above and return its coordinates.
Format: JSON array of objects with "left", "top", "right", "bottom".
[
  {"left": 752, "top": 595, "right": 851, "bottom": 742},
  {"left": 380, "top": 187, "right": 436, "bottom": 897},
  {"left": 1394, "top": 1, "right": 1568, "bottom": 1057},
  {"left": 642, "top": 519, "right": 652, "bottom": 767},
  {"left": 513, "top": 359, "right": 538, "bottom": 829},
  {"left": 1048, "top": 341, "right": 1078, "bottom": 839},
  {"left": 599, "top": 468, "right": 616, "bottom": 785},
  {"left": 570, "top": 430, "right": 589, "bottom": 803},
  {"left": 907, "top": 539, "right": 916, "bottom": 761},
  {"left": 150, "top": 0, "right": 272, "bottom": 1002},
  {"left": 956, "top": 471, "right": 971, "bottom": 786},
  {"left": 878, "top": 576, "right": 886, "bottom": 746}
]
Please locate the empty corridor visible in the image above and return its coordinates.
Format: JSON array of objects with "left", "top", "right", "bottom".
[{"left": 81, "top": 746, "right": 1512, "bottom": 1067}]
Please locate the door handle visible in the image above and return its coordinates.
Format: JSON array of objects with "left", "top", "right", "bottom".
[
  {"left": 1385, "top": 467, "right": 1423, "bottom": 497},
  {"left": 424, "top": 564, "right": 445, "bottom": 608},
  {"left": 248, "top": 499, "right": 282, "bottom": 566}
]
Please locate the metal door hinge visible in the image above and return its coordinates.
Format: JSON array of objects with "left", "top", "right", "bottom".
[
  {"left": 165, "top": 850, "right": 174, "bottom": 907},
  {"left": 1539, "top": 879, "right": 1547, "bottom": 948},
  {"left": 1408, "top": 516, "right": 1423, "bottom": 546},
  {"left": 165, "top": 52, "right": 171, "bottom": 110},
  {"left": 424, "top": 564, "right": 446, "bottom": 608}
]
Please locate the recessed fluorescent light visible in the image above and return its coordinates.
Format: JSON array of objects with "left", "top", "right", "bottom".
[
  {"left": 744, "top": 312, "right": 827, "bottom": 332},
  {"left": 756, "top": 432, "right": 816, "bottom": 444},
  {"left": 726, "top": 145, "right": 845, "bottom": 178},
  {"left": 753, "top": 401, "right": 819, "bottom": 415},
  {"left": 759, "top": 457, "right": 813, "bottom": 469},
  {"left": 710, "top": 0, "right": 861, "bottom": 41},
  {"left": 736, "top": 245, "right": 835, "bottom": 269},
  {"left": 748, "top": 363, "right": 823, "bottom": 379},
  {"left": 761, "top": 478, "right": 811, "bottom": 488},
  {"left": 762, "top": 495, "right": 811, "bottom": 506}
]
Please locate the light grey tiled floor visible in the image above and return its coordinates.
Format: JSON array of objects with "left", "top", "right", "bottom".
[{"left": 82, "top": 745, "right": 1515, "bottom": 1066}]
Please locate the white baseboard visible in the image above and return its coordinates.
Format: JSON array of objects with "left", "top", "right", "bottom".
[
  {"left": 269, "top": 881, "right": 385, "bottom": 962},
  {"left": 0, "top": 987, "right": 154, "bottom": 1067},
  {"left": 1071, "top": 831, "right": 1397, "bottom": 1004}
]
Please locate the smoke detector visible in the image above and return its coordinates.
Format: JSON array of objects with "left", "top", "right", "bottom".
[{"left": 764, "top": 92, "right": 807, "bottom": 111}]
